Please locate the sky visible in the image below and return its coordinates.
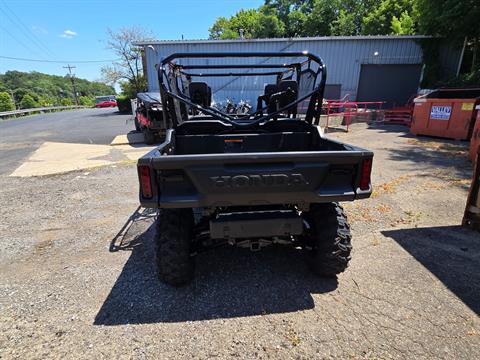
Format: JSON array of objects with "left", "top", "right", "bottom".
[{"left": 0, "top": 0, "right": 263, "bottom": 83}]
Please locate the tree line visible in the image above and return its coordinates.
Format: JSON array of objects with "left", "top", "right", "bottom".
[
  {"left": 208, "top": 0, "right": 479, "bottom": 86},
  {"left": 0, "top": 71, "right": 115, "bottom": 112}
]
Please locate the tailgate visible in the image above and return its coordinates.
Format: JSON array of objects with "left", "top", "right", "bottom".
[{"left": 138, "top": 150, "right": 373, "bottom": 208}]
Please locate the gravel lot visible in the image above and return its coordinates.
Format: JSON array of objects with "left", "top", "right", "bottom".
[{"left": 0, "top": 114, "right": 479, "bottom": 359}]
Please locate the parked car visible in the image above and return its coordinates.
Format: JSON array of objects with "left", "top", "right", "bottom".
[
  {"left": 137, "top": 52, "right": 374, "bottom": 286},
  {"left": 95, "top": 96, "right": 117, "bottom": 108}
]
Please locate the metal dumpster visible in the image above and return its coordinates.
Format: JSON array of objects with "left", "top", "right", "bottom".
[
  {"left": 411, "top": 88, "right": 480, "bottom": 140},
  {"left": 470, "top": 105, "right": 480, "bottom": 162}
]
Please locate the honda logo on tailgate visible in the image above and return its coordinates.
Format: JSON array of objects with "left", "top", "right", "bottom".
[{"left": 210, "top": 174, "right": 309, "bottom": 188}]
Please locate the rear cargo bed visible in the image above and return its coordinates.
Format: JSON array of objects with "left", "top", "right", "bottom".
[{"left": 138, "top": 129, "right": 373, "bottom": 208}]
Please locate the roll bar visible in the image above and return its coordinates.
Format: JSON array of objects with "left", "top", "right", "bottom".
[{"left": 157, "top": 52, "right": 327, "bottom": 127}]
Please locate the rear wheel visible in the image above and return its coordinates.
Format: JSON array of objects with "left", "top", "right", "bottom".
[
  {"left": 154, "top": 209, "right": 195, "bottom": 286},
  {"left": 143, "top": 128, "right": 155, "bottom": 145},
  {"left": 303, "top": 203, "right": 352, "bottom": 276},
  {"left": 134, "top": 116, "right": 141, "bottom": 132}
]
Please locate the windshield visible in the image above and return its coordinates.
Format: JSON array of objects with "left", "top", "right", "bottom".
[{"left": 158, "top": 52, "right": 326, "bottom": 127}]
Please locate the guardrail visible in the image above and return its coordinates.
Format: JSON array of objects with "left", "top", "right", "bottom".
[{"left": 0, "top": 105, "right": 87, "bottom": 119}]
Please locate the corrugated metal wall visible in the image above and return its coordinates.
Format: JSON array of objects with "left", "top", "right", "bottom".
[{"left": 142, "top": 37, "right": 459, "bottom": 103}]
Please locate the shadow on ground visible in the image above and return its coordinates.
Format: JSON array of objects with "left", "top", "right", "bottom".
[
  {"left": 387, "top": 144, "right": 471, "bottom": 180},
  {"left": 95, "top": 208, "right": 337, "bottom": 325},
  {"left": 367, "top": 124, "right": 472, "bottom": 179},
  {"left": 382, "top": 226, "right": 480, "bottom": 315},
  {"left": 367, "top": 123, "right": 412, "bottom": 134}
]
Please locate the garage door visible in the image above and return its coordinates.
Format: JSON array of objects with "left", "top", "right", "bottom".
[{"left": 357, "top": 64, "right": 422, "bottom": 108}]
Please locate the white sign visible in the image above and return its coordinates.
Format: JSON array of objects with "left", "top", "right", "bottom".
[{"left": 430, "top": 105, "right": 452, "bottom": 120}]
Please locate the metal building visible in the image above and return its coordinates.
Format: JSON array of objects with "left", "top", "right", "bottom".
[{"left": 136, "top": 36, "right": 461, "bottom": 108}]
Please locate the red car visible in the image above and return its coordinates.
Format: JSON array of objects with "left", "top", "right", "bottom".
[{"left": 95, "top": 96, "right": 117, "bottom": 108}]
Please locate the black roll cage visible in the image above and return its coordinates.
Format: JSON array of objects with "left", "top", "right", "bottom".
[{"left": 157, "top": 52, "right": 327, "bottom": 128}]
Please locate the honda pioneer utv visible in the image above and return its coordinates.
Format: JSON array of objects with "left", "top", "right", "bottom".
[{"left": 137, "top": 52, "right": 373, "bottom": 286}]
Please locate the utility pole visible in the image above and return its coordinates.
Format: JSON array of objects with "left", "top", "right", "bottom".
[
  {"left": 9, "top": 89, "right": 16, "bottom": 110},
  {"left": 63, "top": 64, "right": 79, "bottom": 105}
]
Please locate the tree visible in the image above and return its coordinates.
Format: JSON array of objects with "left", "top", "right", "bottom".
[
  {"left": 286, "top": 10, "right": 307, "bottom": 37},
  {"left": 207, "top": 0, "right": 383, "bottom": 39},
  {"left": 391, "top": 11, "right": 416, "bottom": 35},
  {"left": 362, "top": 0, "right": 418, "bottom": 35},
  {"left": 330, "top": 10, "right": 357, "bottom": 36},
  {"left": 19, "top": 94, "right": 38, "bottom": 109},
  {"left": 0, "top": 91, "right": 15, "bottom": 111},
  {"left": 303, "top": 0, "right": 340, "bottom": 37},
  {"left": 209, "top": 8, "right": 285, "bottom": 39},
  {"left": 0, "top": 71, "right": 114, "bottom": 106},
  {"left": 101, "top": 27, "right": 153, "bottom": 94},
  {"left": 417, "top": 0, "right": 480, "bottom": 72},
  {"left": 119, "top": 76, "right": 147, "bottom": 98}
]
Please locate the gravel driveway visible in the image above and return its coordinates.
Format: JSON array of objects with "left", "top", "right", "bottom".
[{"left": 1, "top": 120, "right": 479, "bottom": 359}]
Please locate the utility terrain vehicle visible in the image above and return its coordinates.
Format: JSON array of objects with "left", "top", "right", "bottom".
[
  {"left": 134, "top": 92, "right": 165, "bottom": 144},
  {"left": 137, "top": 52, "right": 373, "bottom": 286}
]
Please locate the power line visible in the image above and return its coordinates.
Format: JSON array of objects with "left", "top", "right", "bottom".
[
  {"left": 0, "top": 55, "right": 119, "bottom": 63},
  {"left": 0, "top": 0, "right": 54, "bottom": 57},
  {"left": 0, "top": 26, "right": 46, "bottom": 59}
]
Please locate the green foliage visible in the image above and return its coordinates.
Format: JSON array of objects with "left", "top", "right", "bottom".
[
  {"left": 209, "top": 0, "right": 419, "bottom": 39},
  {"left": 362, "top": 0, "right": 418, "bottom": 35},
  {"left": 207, "top": 0, "right": 479, "bottom": 88},
  {"left": 417, "top": 0, "right": 479, "bottom": 40},
  {"left": 119, "top": 76, "right": 147, "bottom": 98},
  {"left": 19, "top": 94, "right": 38, "bottom": 109},
  {"left": 330, "top": 9, "right": 357, "bottom": 36},
  {"left": 437, "top": 68, "right": 480, "bottom": 88},
  {"left": 286, "top": 10, "right": 307, "bottom": 37},
  {"left": 116, "top": 95, "right": 132, "bottom": 113},
  {"left": 0, "top": 91, "right": 15, "bottom": 111},
  {"left": 78, "top": 96, "right": 95, "bottom": 107},
  {"left": 60, "top": 98, "right": 74, "bottom": 106},
  {"left": 0, "top": 70, "right": 115, "bottom": 107},
  {"left": 209, "top": 8, "right": 284, "bottom": 39},
  {"left": 417, "top": 0, "right": 480, "bottom": 86},
  {"left": 303, "top": 0, "right": 340, "bottom": 36},
  {"left": 391, "top": 11, "right": 415, "bottom": 35}
]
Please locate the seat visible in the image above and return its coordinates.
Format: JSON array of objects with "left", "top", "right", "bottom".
[
  {"left": 278, "top": 80, "right": 298, "bottom": 106},
  {"left": 267, "top": 80, "right": 298, "bottom": 115},
  {"left": 189, "top": 82, "right": 212, "bottom": 107}
]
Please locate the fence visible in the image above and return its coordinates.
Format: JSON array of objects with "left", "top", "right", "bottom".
[
  {"left": 0, "top": 105, "right": 86, "bottom": 119},
  {"left": 324, "top": 98, "right": 385, "bottom": 132}
]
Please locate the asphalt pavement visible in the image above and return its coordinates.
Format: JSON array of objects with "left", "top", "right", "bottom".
[{"left": 0, "top": 108, "right": 134, "bottom": 175}]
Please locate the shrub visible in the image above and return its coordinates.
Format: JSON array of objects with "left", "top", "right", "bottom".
[
  {"left": 60, "top": 98, "right": 74, "bottom": 106},
  {"left": 0, "top": 92, "right": 15, "bottom": 111},
  {"left": 79, "top": 96, "right": 95, "bottom": 107},
  {"left": 116, "top": 95, "right": 132, "bottom": 113},
  {"left": 19, "top": 94, "right": 38, "bottom": 109},
  {"left": 37, "top": 96, "right": 55, "bottom": 107}
]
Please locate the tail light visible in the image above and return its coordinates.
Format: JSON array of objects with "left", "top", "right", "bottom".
[
  {"left": 139, "top": 165, "right": 153, "bottom": 198},
  {"left": 360, "top": 158, "right": 372, "bottom": 191}
]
